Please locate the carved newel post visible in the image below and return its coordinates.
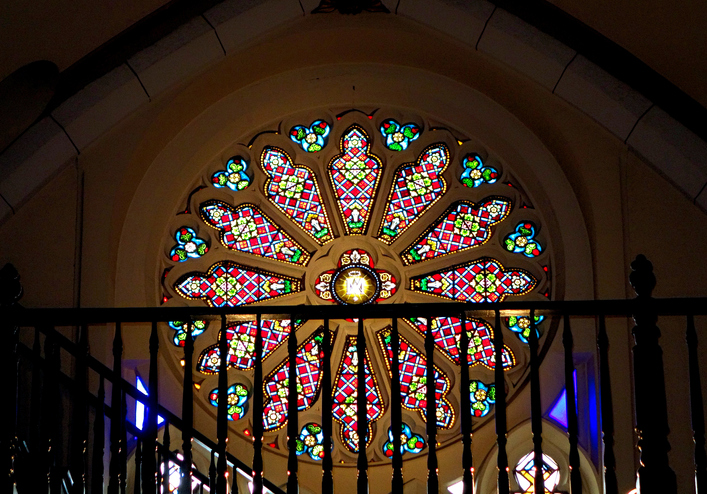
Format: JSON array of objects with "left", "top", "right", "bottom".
[{"left": 629, "top": 255, "right": 677, "bottom": 494}]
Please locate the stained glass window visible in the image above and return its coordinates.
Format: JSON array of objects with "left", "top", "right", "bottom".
[
  {"left": 377, "top": 144, "right": 449, "bottom": 244},
  {"left": 505, "top": 222, "right": 543, "bottom": 258},
  {"left": 262, "top": 330, "right": 333, "bottom": 431},
  {"left": 164, "top": 113, "right": 552, "bottom": 463},
  {"left": 405, "top": 317, "right": 516, "bottom": 370},
  {"left": 327, "top": 126, "right": 382, "bottom": 235},
  {"left": 332, "top": 335, "right": 384, "bottom": 452},
  {"left": 135, "top": 377, "right": 165, "bottom": 430},
  {"left": 260, "top": 147, "right": 334, "bottom": 244},
  {"left": 376, "top": 327, "right": 455, "bottom": 428},
  {"left": 382, "top": 423, "right": 425, "bottom": 457},
  {"left": 200, "top": 201, "right": 310, "bottom": 265},
  {"left": 380, "top": 119, "right": 421, "bottom": 151},
  {"left": 169, "top": 320, "right": 208, "bottom": 347},
  {"left": 400, "top": 198, "right": 512, "bottom": 265},
  {"left": 169, "top": 227, "right": 208, "bottom": 262},
  {"left": 209, "top": 383, "right": 249, "bottom": 420},
  {"left": 514, "top": 452, "right": 561, "bottom": 493},
  {"left": 505, "top": 315, "right": 544, "bottom": 344},
  {"left": 460, "top": 154, "right": 499, "bottom": 188},
  {"left": 314, "top": 249, "right": 397, "bottom": 305},
  {"left": 160, "top": 456, "right": 201, "bottom": 493},
  {"left": 211, "top": 156, "right": 251, "bottom": 191},
  {"left": 290, "top": 120, "right": 331, "bottom": 153},
  {"left": 295, "top": 423, "right": 326, "bottom": 460},
  {"left": 469, "top": 381, "right": 495, "bottom": 417},
  {"left": 174, "top": 261, "right": 302, "bottom": 307},
  {"left": 410, "top": 257, "right": 537, "bottom": 303},
  {"left": 197, "top": 319, "right": 300, "bottom": 373}
]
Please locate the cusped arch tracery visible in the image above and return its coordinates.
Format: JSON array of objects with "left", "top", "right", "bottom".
[{"left": 158, "top": 109, "right": 554, "bottom": 463}]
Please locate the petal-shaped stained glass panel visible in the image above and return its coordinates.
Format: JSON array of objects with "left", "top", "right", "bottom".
[
  {"left": 459, "top": 154, "right": 499, "bottom": 188},
  {"left": 262, "top": 329, "right": 335, "bottom": 431},
  {"left": 376, "top": 327, "right": 455, "bottom": 428},
  {"left": 169, "top": 320, "right": 208, "bottom": 347},
  {"left": 200, "top": 201, "right": 310, "bottom": 266},
  {"left": 328, "top": 126, "right": 383, "bottom": 235},
  {"left": 295, "top": 423, "right": 326, "bottom": 460},
  {"left": 376, "top": 144, "right": 449, "bottom": 244},
  {"left": 209, "top": 383, "right": 250, "bottom": 420},
  {"left": 169, "top": 227, "right": 209, "bottom": 262},
  {"left": 382, "top": 423, "right": 425, "bottom": 457},
  {"left": 197, "top": 319, "right": 302, "bottom": 374},
  {"left": 174, "top": 261, "right": 302, "bottom": 307},
  {"left": 400, "top": 198, "right": 512, "bottom": 265},
  {"left": 380, "top": 119, "right": 421, "bottom": 151},
  {"left": 504, "top": 221, "right": 543, "bottom": 258},
  {"left": 469, "top": 380, "right": 496, "bottom": 417},
  {"left": 332, "top": 335, "right": 384, "bottom": 453},
  {"left": 289, "top": 120, "right": 331, "bottom": 153},
  {"left": 405, "top": 317, "right": 516, "bottom": 370},
  {"left": 261, "top": 147, "right": 334, "bottom": 244},
  {"left": 410, "top": 257, "right": 536, "bottom": 303}
]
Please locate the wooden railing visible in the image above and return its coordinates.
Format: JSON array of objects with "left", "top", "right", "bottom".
[{"left": 2, "top": 256, "right": 707, "bottom": 494}]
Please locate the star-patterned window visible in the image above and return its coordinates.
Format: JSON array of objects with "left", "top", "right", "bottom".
[
  {"left": 513, "top": 451, "right": 561, "bottom": 493},
  {"left": 160, "top": 110, "right": 551, "bottom": 464}
]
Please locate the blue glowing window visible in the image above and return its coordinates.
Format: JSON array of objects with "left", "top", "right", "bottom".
[
  {"left": 136, "top": 376, "right": 165, "bottom": 430},
  {"left": 548, "top": 370, "right": 577, "bottom": 429}
]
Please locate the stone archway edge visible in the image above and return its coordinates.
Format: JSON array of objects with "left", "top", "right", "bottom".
[{"left": 1, "top": 0, "right": 706, "bottom": 222}]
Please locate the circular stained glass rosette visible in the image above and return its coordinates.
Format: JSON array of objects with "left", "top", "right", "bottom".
[{"left": 163, "top": 111, "right": 551, "bottom": 463}]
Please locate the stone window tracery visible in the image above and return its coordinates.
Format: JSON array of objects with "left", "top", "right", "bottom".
[{"left": 160, "top": 109, "right": 552, "bottom": 463}]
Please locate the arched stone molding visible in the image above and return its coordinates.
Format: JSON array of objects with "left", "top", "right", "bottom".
[
  {"left": 474, "top": 419, "right": 601, "bottom": 494},
  {"left": 1, "top": 0, "right": 706, "bottom": 224},
  {"left": 112, "top": 63, "right": 593, "bottom": 307},
  {"left": 105, "top": 62, "right": 595, "bottom": 492}
]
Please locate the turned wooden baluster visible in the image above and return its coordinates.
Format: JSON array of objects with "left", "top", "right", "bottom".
[
  {"left": 563, "top": 314, "right": 581, "bottom": 493},
  {"left": 686, "top": 314, "right": 707, "bottom": 492},
  {"left": 252, "top": 313, "right": 264, "bottom": 494},
  {"left": 179, "top": 322, "right": 194, "bottom": 494},
  {"left": 72, "top": 324, "right": 90, "bottom": 493},
  {"left": 287, "top": 313, "right": 298, "bottom": 493},
  {"left": 425, "top": 315, "right": 438, "bottom": 493},
  {"left": 459, "top": 311, "right": 473, "bottom": 493},
  {"left": 597, "top": 315, "right": 618, "bottom": 494},
  {"left": 494, "top": 310, "right": 509, "bottom": 494},
  {"left": 357, "top": 317, "right": 369, "bottom": 494},
  {"left": 142, "top": 321, "right": 159, "bottom": 494},
  {"left": 322, "top": 318, "right": 334, "bottom": 494},
  {"left": 528, "top": 310, "right": 544, "bottom": 494},
  {"left": 216, "top": 315, "right": 229, "bottom": 494},
  {"left": 391, "top": 317, "right": 404, "bottom": 492},
  {"left": 92, "top": 377, "right": 106, "bottom": 494},
  {"left": 0, "top": 263, "right": 22, "bottom": 494},
  {"left": 162, "top": 423, "right": 171, "bottom": 494},
  {"left": 629, "top": 255, "right": 677, "bottom": 494},
  {"left": 108, "top": 322, "right": 123, "bottom": 494}
]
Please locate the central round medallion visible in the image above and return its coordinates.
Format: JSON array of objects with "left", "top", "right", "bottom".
[
  {"left": 313, "top": 248, "right": 398, "bottom": 305},
  {"left": 332, "top": 264, "right": 379, "bottom": 305}
]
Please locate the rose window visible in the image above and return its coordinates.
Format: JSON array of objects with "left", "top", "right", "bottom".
[{"left": 160, "top": 110, "right": 552, "bottom": 463}]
